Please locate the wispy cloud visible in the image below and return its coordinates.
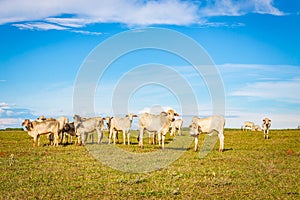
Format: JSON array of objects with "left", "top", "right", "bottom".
[
  {"left": 199, "top": 0, "right": 285, "bottom": 17},
  {"left": 0, "top": 0, "right": 285, "bottom": 32},
  {"left": 12, "top": 22, "right": 68, "bottom": 30},
  {"left": 230, "top": 78, "right": 300, "bottom": 103}
]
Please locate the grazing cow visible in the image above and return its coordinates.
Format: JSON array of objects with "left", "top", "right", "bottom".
[
  {"left": 138, "top": 109, "right": 179, "bottom": 149},
  {"left": 189, "top": 115, "right": 225, "bottom": 152},
  {"left": 36, "top": 116, "right": 69, "bottom": 144},
  {"left": 108, "top": 113, "right": 138, "bottom": 145},
  {"left": 242, "top": 121, "right": 255, "bottom": 131},
  {"left": 73, "top": 115, "right": 106, "bottom": 145},
  {"left": 253, "top": 124, "right": 262, "bottom": 131},
  {"left": 63, "top": 122, "right": 78, "bottom": 144},
  {"left": 170, "top": 119, "right": 183, "bottom": 136},
  {"left": 262, "top": 118, "right": 271, "bottom": 139},
  {"left": 22, "top": 119, "right": 60, "bottom": 146}
]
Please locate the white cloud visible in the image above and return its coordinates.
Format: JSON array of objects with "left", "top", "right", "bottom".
[
  {"left": 0, "top": 0, "right": 285, "bottom": 31},
  {"left": 70, "top": 30, "right": 102, "bottom": 35},
  {"left": 199, "top": 0, "right": 285, "bottom": 17},
  {"left": 0, "top": 118, "right": 23, "bottom": 129},
  {"left": 230, "top": 77, "right": 300, "bottom": 103},
  {"left": 12, "top": 22, "right": 68, "bottom": 30},
  {"left": 0, "top": 0, "right": 199, "bottom": 26}
]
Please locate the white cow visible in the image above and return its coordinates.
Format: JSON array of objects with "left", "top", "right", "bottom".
[
  {"left": 73, "top": 115, "right": 106, "bottom": 145},
  {"left": 55, "top": 116, "right": 69, "bottom": 144},
  {"left": 262, "top": 118, "right": 271, "bottom": 139},
  {"left": 253, "top": 124, "right": 262, "bottom": 131},
  {"left": 242, "top": 121, "right": 255, "bottom": 131},
  {"left": 189, "top": 115, "right": 225, "bottom": 152},
  {"left": 22, "top": 119, "right": 60, "bottom": 146},
  {"left": 138, "top": 109, "right": 179, "bottom": 149},
  {"left": 108, "top": 113, "right": 137, "bottom": 145},
  {"left": 170, "top": 119, "right": 183, "bottom": 136}
]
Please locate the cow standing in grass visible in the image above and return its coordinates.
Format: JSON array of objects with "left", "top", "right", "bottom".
[
  {"left": 22, "top": 119, "right": 60, "bottom": 147},
  {"left": 138, "top": 109, "right": 179, "bottom": 149},
  {"left": 262, "top": 118, "right": 271, "bottom": 139},
  {"left": 74, "top": 115, "right": 106, "bottom": 145},
  {"left": 108, "top": 113, "right": 137, "bottom": 145},
  {"left": 189, "top": 115, "right": 225, "bottom": 152}
]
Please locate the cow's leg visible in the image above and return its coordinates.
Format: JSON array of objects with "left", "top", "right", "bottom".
[
  {"left": 161, "top": 132, "right": 166, "bottom": 150},
  {"left": 108, "top": 128, "right": 113, "bottom": 144},
  {"left": 113, "top": 130, "right": 117, "bottom": 144},
  {"left": 157, "top": 132, "right": 162, "bottom": 147},
  {"left": 138, "top": 128, "right": 144, "bottom": 148},
  {"left": 123, "top": 130, "right": 126, "bottom": 145},
  {"left": 33, "top": 135, "right": 39, "bottom": 147},
  {"left": 218, "top": 132, "right": 224, "bottom": 152},
  {"left": 266, "top": 129, "right": 269, "bottom": 139},
  {"left": 59, "top": 130, "right": 64, "bottom": 144},
  {"left": 194, "top": 136, "right": 198, "bottom": 152},
  {"left": 97, "top": 129, "right": 103, "bottom": 144},
  {"left": 127, "top": 131, "right": 130, "bottom": 145},
  {"left": 81, "top": 132, "right": 85, "bottom": 145}
]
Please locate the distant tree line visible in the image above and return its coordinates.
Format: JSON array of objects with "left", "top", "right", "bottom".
[{"left": 0, "top": 128, "right": 24, "bottom": 131}]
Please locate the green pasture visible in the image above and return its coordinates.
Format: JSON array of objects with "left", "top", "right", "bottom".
[{"left": 0, "top": 129, "right": 299, "bottom": 199}]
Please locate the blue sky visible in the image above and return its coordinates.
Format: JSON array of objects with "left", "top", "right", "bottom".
[{"left": 0, "top": 0, "right": 300, "bottom": 129}]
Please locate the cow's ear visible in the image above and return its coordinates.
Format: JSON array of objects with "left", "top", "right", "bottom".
[
  {"left": 133, "top": 114, "right": 138, "bottom": 117},
  {"left": 125, "top": 115, "right": 128, "bottom": 117},
  {"left": 161, "top": 112, "right": 167, "bottom": 116},
  {"left": 175, "top": 113, "right": 179, "bottom": 116}
]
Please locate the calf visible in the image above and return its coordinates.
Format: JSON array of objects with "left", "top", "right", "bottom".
[
  {"left": 63, "top": 122, "right": 78, "bottom": 144},
  {"left": 22, "top": 119, "right": 60, "bottom": 146},
  {"left": 108, "top": 113, "right": 137, "bottom": 145},
  {"left": 262, "top": 118, "right": 271, "bottom": 139},
  {"left": 189, "top": 115, "right": 225, "bottom": 152},
  {"left": 242, "top": 121, "right": 255, "bottom": 131},
  {"left": 170, "top": 119, "right": 183, "bottom": 136},
  {"left": 73, "top": 115, "right": 106, "bottom": 145},
  {"left": 138, "top": 109, "right": 179, "bottom": 149}
]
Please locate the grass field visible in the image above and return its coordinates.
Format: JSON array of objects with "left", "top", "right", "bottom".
[{"left": 0, "top": 129, "right": 299, "bottom": 199}]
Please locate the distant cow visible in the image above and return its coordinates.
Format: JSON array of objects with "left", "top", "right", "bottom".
[
  {"left": 170, "top": 119, "right": 183, "bottom": 136},
  {"left": 253, "top": 124, "right": 262, "bottom": 131},
  {"left": 73, "top": 115, "right": 106, "bottom": 145},
  {"left": 108, "top": 113, "right": 137, "bottom": 145},
  {"left": 22, "top": 119, "right": 60, "bottom": 146},
  {"left": 138, "top": 109, "right": 179, "bottom": 149},
  {"left": 189, "top": 115, "right": 225, "bottom": 152},
  {"left": 262, "top": 118, "right": 271, "bottom": 139},
  {"left": 242, "top": 121, "right": 255, "bottom": 131}
]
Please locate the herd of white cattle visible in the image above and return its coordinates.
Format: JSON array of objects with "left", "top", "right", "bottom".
[
  {"left": 242, "top": 118, "right": 272, "bottom": 139},
  {"left": 21, "top": 109, "right": 272, "bottom": 152}
]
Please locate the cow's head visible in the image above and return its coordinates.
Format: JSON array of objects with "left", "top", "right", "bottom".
[
  {"left": 126, "top": 113, "right": 138, "bottom": 121},
  {"left": 166, "top": 109, "right": 179, "bottom": 122},
  {"left": 189, "top": 123, "right": 201, "bottom": 136},
  {"left": 21, "top": 119, "right": 33, "bottom": 131},
  {"left": 263, "top": 118, "right": 271, "bottom": 128}
]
